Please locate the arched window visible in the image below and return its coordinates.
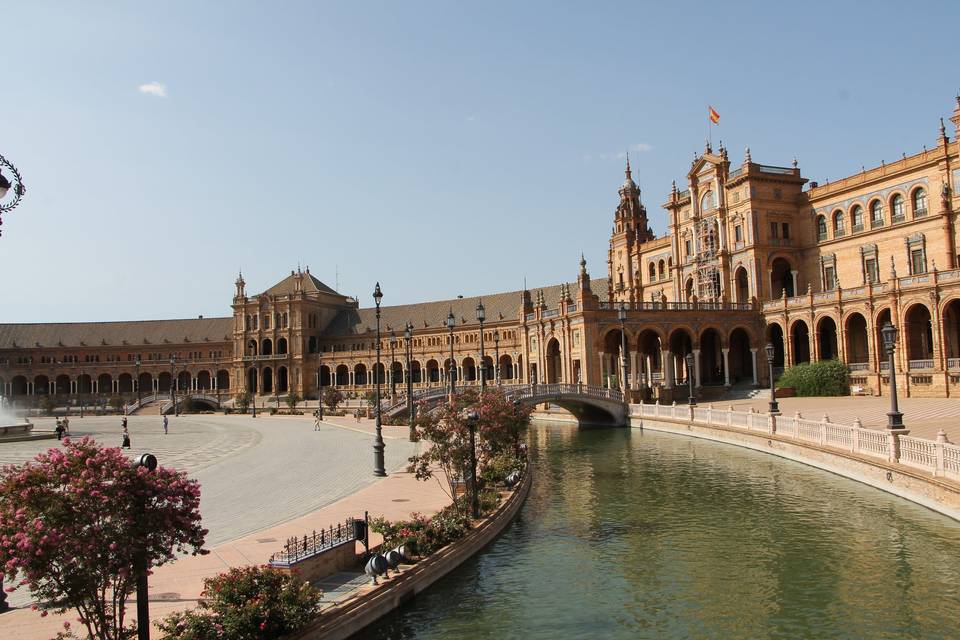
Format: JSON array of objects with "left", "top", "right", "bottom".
[
  {"left": 891, "top": 194, "right": 905, "bottom": 221},
  {"left": 851, "top": 205, "right": 863, "bottom": 232},
  {"left": 833, "top": 210, "right": 845, "bottom": 236},
  {"left": 870, "top": 200, "right": 884, "bottom": 228},
  {"left": 700, "top": 190, "right": 715, "bottom": 211},
  {"left": 263, "top": 314, "right": 270, "bottom": 330},
  {"left": 648, "top": 263, "right": 656, "bottom": 280},
  {"left": 816, "top": 215, "right": 827, "bottom": 241},
  {"left": 913, "top": 188, "right": 928, "bottom": 216},
  {"left": 658, "top": 260, "right": 665, "bottom": 279}
]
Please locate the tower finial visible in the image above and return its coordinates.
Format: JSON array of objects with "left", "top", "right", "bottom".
[
  {"left": 940, "top": 117, "right": 947, "bottom": 140},
  {"left": 625, "top": 152, "right": 631, "bottom": 177},
  {"left": 792, "top": 156, "right": 798, "bottom": 168},
  {"left": 744, "top": 147, "right": 752, "bottom": 163}
]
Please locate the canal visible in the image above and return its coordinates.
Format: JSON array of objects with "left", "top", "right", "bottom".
[{"left": 358, "top": 422, "right": 960, "bottom": 639}]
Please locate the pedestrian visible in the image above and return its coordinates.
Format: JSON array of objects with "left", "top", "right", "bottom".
[
  {"left": 122, "top": 426, "right": 131, "bottom": 449},
  {"left": 318, "top": 405, "right": 324, "bottom": 422},
  {"left": 355, "top": 408, "right": 360, "bottom": 423},
  {"left": 55, "top": 418, "right": 64, "bottom": 440},
  {"left": 314, "top": 408, "right": 321, "bottom": 431},
  {"left": 163, "top": 414, "right": 169, "bottom": 434},
  {"left": 63, "top": 415, "right": 70, "bottom": 436},
  {"left": 122, "top": 416, "right": 128, "bottom": 430}
]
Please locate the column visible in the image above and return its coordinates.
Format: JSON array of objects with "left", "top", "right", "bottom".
[
  {"left": 790, "top": 270, "right": 799, "bottom": 296},
  {"left": 662, "top": 350, "right": 673, "bottom": 388},
  {"left": 598, "top": 351, "right": 606, "bottom": 387},
  {"left": 692, "top": 349, "right": 702, "bottom": 388},
  {"left": 750, "top": 348, "right": 759, "bottom": 385},
  {"left": 630, "top": 352, "right": 639, "bottom": 389},
  {"left": 645, "top": 355, "right": 653, "bottom": 386},
  {"left": 722, "top": 348, "right": 731, "bottom": 386},
  {"left": 768, "top": 269, "right": 774, "bottom": 298}
]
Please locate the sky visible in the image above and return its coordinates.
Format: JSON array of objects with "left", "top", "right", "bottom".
[{"left": 2, "top": 0, "right": 959, "bottom": 323}]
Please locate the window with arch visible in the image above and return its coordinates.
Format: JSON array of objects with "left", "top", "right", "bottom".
[
  {"left": 648, "top": 262, "right": 656, "bottom": 281},
  {"left": 263, "top": 315, "right": 270, "bottom": 330},
  {"left": 658, "top": 260, "right": 665, "bottom": 279},
  {"left": 700, "top": 190, "right": 715, "bottom": 211},
  {"left": 851, "top": 205, "right": 864, "bottom": 232},
  {"left": 816, "top": 215, "right": 827, "bottom": 241},
  {"left": 870, "top": 200, "right": 884, "bottom": 228},
  {"left": 913, "top": 188, "right": 928, "bottom": 217},
  {"left": 891, "top": 194, "right": 905, "bottom": 222},
  {"left": 832, "top": 210, "right": 845, "bottom": 236}
]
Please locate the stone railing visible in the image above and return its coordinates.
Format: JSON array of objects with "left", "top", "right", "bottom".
[{"left": 631, "top": 402, "right": 960, "bottom": 482}]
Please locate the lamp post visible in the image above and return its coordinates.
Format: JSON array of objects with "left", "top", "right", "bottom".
[
  {"left": 446, "top": 309, "right": 456, "bottom": 403},
  {"left": 79, "top": 365, "right": 85, "bottom": 418},
  {"left": 618, "top": 302, "right": 628, "bottom": 396},
  {"left": 493, "top": 329, "right": 501, "bottom": 386},
  {"left": 765, "top": 343, "right": 779, "bottom": 415},
  {"left": 0, "top": 153, "right": 27, "bottom": 238},
  {"left": 133, "top": 452, "right": 158, "bottom": 640},
  {"left": 466, "top": 410, "right": 480, "bottom": 519},
  {"left": 881, "top": 322, "right": 904, "bottom": 429},
  {"left": 685, "top": 352, "right": 696, "bottom": 406},
  {"left": 373, "top": 283, "right": 386, "bottom": 477},
  {"left": 135, "top": 357, "right": 141, "bottom": 408},
  {"left": 168, "top": 356, "right": 177, "bottom": 417},
  {"left": 405, "top": 322, "right": 415, "bottom": 441},
  {"left": 476, "top": 300, "right": 486, "bottom": 390},
  {"left": 389, "top": 330, "right": 397, "bottom": 398}
]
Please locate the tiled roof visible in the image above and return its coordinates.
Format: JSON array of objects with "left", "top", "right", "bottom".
[
  {"left": 0, "top": 317, "right": 234, "bottom": 350},
  {"left": 324, "top": 278, "right": 608, "bottom": 336},
  {"left": 261, "top": 271, "right": 339, "bottom": 297}
]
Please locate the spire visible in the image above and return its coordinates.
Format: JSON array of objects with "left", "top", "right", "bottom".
[
  {"left": 940, "top": 117, "right": 948, "bottom": 142},
  {"left": 744, "top": 147, "right": 752, "bottom": 164},
  {"left": 792, "top": 156, "right": 798, "bottom": 168},
  {"left": 625, "top": 152, "right": 632, "bottom": 180}
]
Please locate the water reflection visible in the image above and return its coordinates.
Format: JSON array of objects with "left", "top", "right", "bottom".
[{"left": 357, "top": 423, "right": 960, "bottom": 639}]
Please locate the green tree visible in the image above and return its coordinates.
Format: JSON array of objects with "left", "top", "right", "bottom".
[
  {"left": 235, "top": 391, "right": 252, "bottom": 413},
  {"left": 285, "top": 392, "right": 301, "bottom": 411},
  {"left": 777, "top": 360, "right": 850, "bottom": 396},
  {"left": 40, "top": 394, "right": 56, "bottom": 416},
  {"left": 322, "top": 387, "right": 343, "bottom": 412},
  {"left": 108, "top": 396, "right": 125, "bottom": 413}
]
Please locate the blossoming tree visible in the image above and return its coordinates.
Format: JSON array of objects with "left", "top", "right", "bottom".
[{"left": 0, "top": 437, "right": 208, "bottom": 639}]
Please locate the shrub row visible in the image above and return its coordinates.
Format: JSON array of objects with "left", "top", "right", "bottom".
[{"left": 776, "top": 359, "right": 850, "bottom": 396}]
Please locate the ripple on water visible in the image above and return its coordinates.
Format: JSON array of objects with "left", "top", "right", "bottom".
[{"left": 358, "top": 424, "right": 960, "bottom": 640}]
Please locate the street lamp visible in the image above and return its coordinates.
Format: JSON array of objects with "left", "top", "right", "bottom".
[
  {"left": 372, "top": 283, "right": 386, "bottom": 477},
  {"left": 79, "top": 365, "right": 85, "bottom": 418},
  {"left": 168, "top": 356, "right": 178, "bottom": 417},
  {"left": 618, "top": 302, "right": 628, "bottom": 396},
  {"left": 390, "top": 330, "right": 397, "bottom": 398},
  {"left": 133, "top": 452, "right": 158, "bottom": 640},
  {"left": 476, "top": 300, "right": 486, "bottom": 390},
  {"left": 135, "top": 357, "right": 142, "bottom": 408},
  {"left": 466, "top": 410, "right": 480, "bottom": 519},
  {"left": 0, "top": 153, "right": 27, "bottom": 238},
  {"left": 685, "top": 352, "right": 696, "bottom": 406},
  {"left": 765, "top": 343, "right": 779, "bottom": 415},
  {"left": 446, "top": 309, "right": 456, "bottom": 402},
  {"left": 493, "top": 329, "right": 501, "bottom": 386},
  {"left": 881, "top": 322, "right": 904, "bottom": 429},
  {"left": 405, "top": 322, "right": 415, "bottom": 441}
]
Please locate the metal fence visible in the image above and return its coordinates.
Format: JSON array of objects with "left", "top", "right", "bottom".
[{"left": 268, "top": 518, "right": 362, "bottom": 565}]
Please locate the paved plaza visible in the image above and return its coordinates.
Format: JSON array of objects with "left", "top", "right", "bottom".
[{"left": 0, "top": 413, "right": 419, "bottom": 610}]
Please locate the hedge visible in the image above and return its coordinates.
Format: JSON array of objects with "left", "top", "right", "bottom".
[{"left": 776, "top": 359, "right": 850, "bottom": 396}]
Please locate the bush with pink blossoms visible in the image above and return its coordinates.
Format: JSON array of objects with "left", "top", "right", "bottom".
[{"left": 0, "top": 437, "right": 208, "bottom": 640}]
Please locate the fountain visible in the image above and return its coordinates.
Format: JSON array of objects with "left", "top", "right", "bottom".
[{"left": 0, "top": 403, "right": 36, "bottom": 440}]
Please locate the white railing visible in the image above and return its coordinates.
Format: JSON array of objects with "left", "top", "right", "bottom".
[
  {"left": 631, "top": 402, "right": 960, "bottom": 479},
  {"left": 908, "top": 359, "right": 934, "bottom": 370}
]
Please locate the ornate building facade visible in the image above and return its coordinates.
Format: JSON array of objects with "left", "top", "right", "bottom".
[{"left": 4, "top": 97, "right": 960, "bottom": 405}]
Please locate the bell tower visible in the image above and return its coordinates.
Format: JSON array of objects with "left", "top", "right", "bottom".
[{"left": 608, "top": 156, "right": 653, "bottom": 304}]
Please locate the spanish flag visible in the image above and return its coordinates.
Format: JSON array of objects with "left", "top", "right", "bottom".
[{"left": 708, "top": 105, "right": 720, "bottom": 124}]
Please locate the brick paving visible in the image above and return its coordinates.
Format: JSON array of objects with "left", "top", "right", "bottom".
[{"left": 0, "top": 413, "right": 423, "bottom": 620}]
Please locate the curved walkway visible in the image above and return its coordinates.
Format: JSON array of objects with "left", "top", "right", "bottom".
[{"left": 0, "top": 414, "right": 436, "bottom": 637}]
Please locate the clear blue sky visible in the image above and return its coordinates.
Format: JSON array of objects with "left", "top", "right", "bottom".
[{"left": 2, "top": 1, "right": 958, "bottom": 322}]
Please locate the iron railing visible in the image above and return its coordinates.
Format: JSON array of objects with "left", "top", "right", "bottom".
[{"left": 269, "top": 518, "right": 361, "bottom": 565}]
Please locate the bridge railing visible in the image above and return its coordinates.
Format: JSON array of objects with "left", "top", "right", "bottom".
[
  {"left": 159, "top": 393, "right": 220, "bottom": 415},
  {"left": 632, "top": 402, "right": 960, "bottom": 481}
]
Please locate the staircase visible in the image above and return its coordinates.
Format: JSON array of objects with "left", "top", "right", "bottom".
[{"left": 722, "top": 381, "right": 770, "bottom": 401}]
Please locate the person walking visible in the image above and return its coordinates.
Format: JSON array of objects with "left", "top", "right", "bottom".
[
  {"left": 63, "top": 415, "right": 70, "bottom": 436},
  {"left": 55, "top": 418, "right": 64, "bottom": 440},
  {"left": 314, "top": 408, "right": 321, "bottom": 431},
  {"left": 355, "top": 408, "right": 360, "bottom": 423},
  {"left": 163, "top": 414, "right": 169, "bottom": 434},
  {"left": 121, "top": 425, "right": 131, "bottom": 449}
]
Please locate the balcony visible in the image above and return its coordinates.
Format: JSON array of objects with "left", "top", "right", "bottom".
[
  {"left": 870, "top": 218, "right": 884, "bottom": 229},
  {"left": 915, "top": 207, "right": 928, "bottom": 217},
  {"left": 833, "top": 229, "right": 845, "bottom": 238},
  {"left": 892, "top": 214, "right": 905, "bottom": 223},
  {"left": 948, "top": 357, "right": 960, "bottom": 370},
  {"left": 908, "top": 359, "right": 934, "bottom": 371},
  {"left": 852, "top": 224, "right": 864, "bottom": 233},
  {"left": 817, "top": 232, "right": 827, "bottom": 242},
  {"left": 848, "top": 362, "right": 870, "bottom": 372}
]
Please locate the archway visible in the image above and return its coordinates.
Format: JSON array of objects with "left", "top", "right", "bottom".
[
  {"left": 684, "top": 278, "right": 694, "bottom": 302},
  {"left": 98, "top": 373, "right": 112, "bottom": 394},
  {"left": 904, "top": 304, "right": 933, "bottom": 363},
  {"left": 699, "top": 328, "right": 724, "bottom": 385},
  {"left": 636, "top": 329, "right": 663, "bottom": 386},
  {"left": 262, "top": 367, "right": 274, "bottom": 393},
  {"left": 728, "top": 328, "right": 753, "bottom": 383},
  {"left": 766, "top": 324, "right": 785, "bottom": 368},
  {"left": 462, "top": 357, "right": 476, "bottom": 382},
  {"left": 481, "top": 356, "right": 495, "bottom": 384},
  {"left": 262, "top": 339, "right": 273, "bottom": 356},
  {"left": 319, "top": 365, "right": 331, "bottom": 387},
  {"left": 177, "top": 371, "right": 191, "bottom": 392},
  {"left": 545, "top": 338, "right": 562, "bottom": 383},
  {"left": 77, "top": 374, "right": 92, "bottom": 395},
  {"left": 138, "top": 372, "right": 153, "bottom": 394},
  {"left": 817, "top": 316, "right": 838, "bottom": 361},
  {"left": 335, "top": 365, "right": 349, "bottom": 386},
  {"left": 944, "top": 299, "right": 960, "bottom": 364},
  {"left": 354, "top": 363, "right": 367, "bottom": 386},
  {"left": 791, "top": 320, "right": 810, "bottom": 364},
  {"left": 277, "top": 366, "right": 288, "bottom": 393},
  {"left": 11, "top": 376, "right": 27, "bottom": 395},
  {"left": 443, "top": 358, "right": 458, "bottom": 383},
  {"left": 277, "top": 338, "right": 288, "bottom": 355},
  {"left": 668, "top": 329, "right": 693, "bottom": 387},
  {"left": 372, "top": 362, "right": 386, "bottom": 385},
  {"left": 217, "top": 370, "right": 230, "bottom": 390},
  {"left": 55, "top": 374, "right": 71, "bottom": 395},
  {"left": 499, "top": 354, "right": 514, "bottom": 381},
  {"left": 735, "top": 267, "right": 749, "bottom": 303},
  {"left": 197, "top": 370, "right": 212, "bottom": 391},
  {"left": 845, "top": 313, "right": 869, "bottom": 366},
  {"left": 771, "top": 257, "right": 795, "bottom": 298},
  {"left": 34, "top": 375, "right": 50, "bottom": 395},
  {"left": 118, "top": 374, "right": 133, "bottom": 394},
  {"left": 158, "top": 372, "right": 172, "bottom": 393},
  {"left": 426, "top": 359, "right": 440, "bottom": 383},
  {"left": 602, "top": 329, "right": 626, "bottom": 388},
  {"left": 390, "top": 362, "right": 403, "bottom": 389}
]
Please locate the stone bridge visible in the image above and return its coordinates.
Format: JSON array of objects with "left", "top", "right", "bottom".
[
  {"left": 383, "top": 383, "right": 627, "bottom": 426},
  {"left": 128, "top": 393, "right": 221, "bottom": 415}
]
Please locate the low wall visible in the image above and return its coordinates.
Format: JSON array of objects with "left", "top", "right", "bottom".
[
  {"left": 289, "top": 467, "right": 533, "bottom": 640},
  {"left": 634, "top": 414, "right": 960, "bottom": 522},
  {"left": 272, "top": 540, "right": 360, "bottom": 585}
]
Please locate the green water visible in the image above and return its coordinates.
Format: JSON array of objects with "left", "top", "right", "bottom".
[{"left": 357, "top": 424, "right": 960, "bottom": 639}]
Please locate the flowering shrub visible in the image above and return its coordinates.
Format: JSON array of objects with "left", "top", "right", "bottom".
[
  {"left": 370, "top": 501, "right": 473, "bottom": 557},
  {"left": 0, "top": 437, "right": 207, "bottom": 640},
  {"left": 158, "top": 566, "right": 322, "bottom": 640}
]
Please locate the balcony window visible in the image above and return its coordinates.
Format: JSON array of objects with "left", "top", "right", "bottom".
[
  {"left": 891, "top": 194, "right": 905, "bottom": 222},
  {"left": 816, "top": 215, "right": 827, "bottom": 242},
  {"left": 870, "top": 201, "right": 884, "bottom": 228},
  {"left": 851, "top": 205, "right": 863, "bottom": 232},
  {"left": 913, "top": 188, "right": 928, "bottom": 217},
  {"left": 832, "top": 210, "right": 845, "bottom": 237}
]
